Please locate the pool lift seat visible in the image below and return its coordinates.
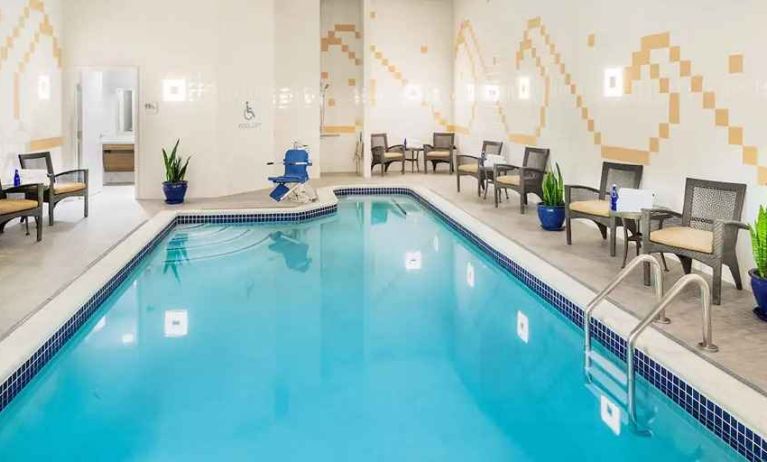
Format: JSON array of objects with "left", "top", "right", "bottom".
[
  {"left": 582, "top": 254, "right": 718, "bottom": 436},
  {"left": 268, "top": 143, "right": 317, "bottom": 203}
]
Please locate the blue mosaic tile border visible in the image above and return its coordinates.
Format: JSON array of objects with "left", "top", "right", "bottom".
[
  {"left": 335, "top": 186, "right": 765, "bottom": 462},
  {"left": 0, "top": 218, "right": 176, "bottom": 413},
  {"left": 176, "top": 204, "right": 338, "bottom": 225},
  {"left": 0, "top": 187, "right": 763, "bottom": 461}
]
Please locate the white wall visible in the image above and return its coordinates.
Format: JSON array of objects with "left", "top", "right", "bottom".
[
  {"left": 275, "top": 0, "right": 322, "bottom": 178},
  {"left": 363, "top": 0, "right": 454, "bottom": 177},
  {"left": 452, "top": 0, "right": 767, "bottom": 282},
  {"left": 62, "top": 0, "right": 316, "bottom": 199},
  {"left": 320, "top": 0, "right": 363, "bottom": 174},
  {"left": 0, "top": 0, "right": 64, "bottom": 181}
]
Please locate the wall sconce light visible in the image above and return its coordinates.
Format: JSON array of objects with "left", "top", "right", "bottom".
[
  {"left": 518, "top": 76, "right": 531, "bottom": 100},
  {"left": 37, "top": 75, "right": 51, "bottom": 101},
  {"left": 405, "top": 84, "right": 423, "bottom": 101},
  {"left": 603, "top": 68, "right": 623, "bottom": 98},
  {"left": 163, "top": 79, "right": 187, "bottom": 102},
  {"left": 484, "top": 84, "right": 500, "bottom": 102}
]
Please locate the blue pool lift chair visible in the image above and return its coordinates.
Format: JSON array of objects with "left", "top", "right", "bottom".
[{"left": 267, "top": 145, "right": 316, "bottom": 203}]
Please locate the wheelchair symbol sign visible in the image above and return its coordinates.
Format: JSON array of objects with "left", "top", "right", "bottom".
[{"left": 244, "top": 101, "right": 256, "bottom": 121}]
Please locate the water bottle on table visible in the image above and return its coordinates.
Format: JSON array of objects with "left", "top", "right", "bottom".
[{"left": 610, "top": 184, "right": 618, "bottom": 211}]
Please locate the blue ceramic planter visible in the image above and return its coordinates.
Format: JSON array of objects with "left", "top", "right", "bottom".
[
  {"left": 749, "top": 269, "right": 767, "bottom": 322},
  {"left": 537, "top": 204, "right": 565, "bottom": 231},
  {"left": 163, "top": 181, "right": 188, "bottom": 205}
]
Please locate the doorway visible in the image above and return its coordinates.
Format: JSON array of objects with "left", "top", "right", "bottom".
[{"left": 76, "top": 67, "right": 138, "bottom": 197}]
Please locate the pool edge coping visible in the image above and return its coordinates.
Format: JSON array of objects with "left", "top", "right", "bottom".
[{"left": 0, "top": 184, "right": 763, "bottom": 460}]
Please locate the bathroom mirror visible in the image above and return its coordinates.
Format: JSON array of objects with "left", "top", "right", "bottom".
[{"left": 116, "top": 88, "right": 134, "bottom": 134}]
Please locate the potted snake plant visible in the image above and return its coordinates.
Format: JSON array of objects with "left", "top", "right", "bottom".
[
  {"left": 162, "top": 139, "right": 191, "bottom": 205},
  {"left": 537, "top": 163, "right": 565, "bottom": 231},
  {"left": 749, "top": 205, "right": 767, "bottom": 321}
]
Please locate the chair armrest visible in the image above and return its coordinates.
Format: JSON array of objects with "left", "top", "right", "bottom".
[
  {"left": 55, "top": 169, "right": 88, "bottom": 178},
  {"left": 718, "top": 219, "right": 749, "bottom": 231},
  {"left": 565, "top": 185, "right": 599, "bottom": 205},
  {"left": 713, "top": 219, "right": 749, "bottom": 256},
  {"left": 493, "top": 163, "right": 519, "bottom": 173},
  {"left": 565, "top": 184, "right": 599, "bottom": 194},
  {"left": 387, "top": 144, "right": 405, "bottom": 151},
  {"left": 642, "top": 208, "right": 682, "bottom": 218},
  {"left": 5, "top": 183, "right": 44, "bottom": 206},
  {"left": 456, "top": 154, "right": 480, "bottom": 162}
]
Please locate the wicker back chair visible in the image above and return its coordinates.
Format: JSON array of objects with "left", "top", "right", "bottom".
[
  {"left": 455, "top": 140, "right": 503, "bottom": 195},
  {"left": 642, "top": 178, "right": 747, "bottom": 305},
  {"left": 566, "top": 162, "right": 643, "bottom": 251},
  {"left": 0, "top": 182, "right": 44, "bottom": 241},
  {"left": 18, "top": 152, "right": 89, "bottom": 225},
  {"left": 424, "top": 132, "right": 456, "bottom": 174},
  {"left": 370, "top": 133, "right": 405, "bottom": 176},
  {"left": 491, "top": 146, "right": 550, "bottom": 213}
]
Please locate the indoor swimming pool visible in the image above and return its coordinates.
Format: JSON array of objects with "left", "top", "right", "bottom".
[{"left": 0, "top": 195, "right": 745, "bottom": 460}]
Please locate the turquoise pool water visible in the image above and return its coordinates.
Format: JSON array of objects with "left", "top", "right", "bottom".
[{"left": 0, "top": 196, "right": 742, "bottom": 461}]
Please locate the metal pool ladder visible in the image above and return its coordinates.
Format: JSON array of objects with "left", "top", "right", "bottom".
[{"left": 583, "top": 255, "right": 719, "bottom": 432}]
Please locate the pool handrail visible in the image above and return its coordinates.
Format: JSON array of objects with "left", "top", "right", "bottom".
[
  {"left": 583, "top": 254, "right": 665, "bottom": 373},
  {"left": 626, "top": 273, "right": 719, "bottom": 429}
]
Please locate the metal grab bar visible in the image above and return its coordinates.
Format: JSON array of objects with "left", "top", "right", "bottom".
[
  {"left": 626, "top": 274, "right": 718, "bottom": 424},
  {"left": 584, "top": 255, "right": 666, "bottom": 373}
]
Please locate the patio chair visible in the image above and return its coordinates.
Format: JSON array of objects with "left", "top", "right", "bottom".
[
  {"left": 456, "top": 140, "right": 503, "bottom": 195},
  {"left": 492, "top": 146, "right": 550, "bottom": 213},
  {"left": 424, "top": 133, "right": 456, "bottom": 174},
  {"left": 371, "top": 133, "right": 405, "bottom": 176},
  {"left": 18, "top": 152, "right": 88, "bottom": 226},
  {"left": 641, "top": 178, "right": 747, "bottom": 305},
  {"left": 0, "top": 183, "right": 44, "bottom": 241},
  {"left": 565, "top": 162, "right": 643, "bottom": 249}
]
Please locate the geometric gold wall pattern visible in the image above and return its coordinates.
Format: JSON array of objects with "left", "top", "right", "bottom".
[{"left": 455, "top": 17, "right": 765, "bottom": 184}]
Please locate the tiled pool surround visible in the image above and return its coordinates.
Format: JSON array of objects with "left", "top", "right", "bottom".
[{"left": 0, "top": 185, "right": 764, "bottom": 461}]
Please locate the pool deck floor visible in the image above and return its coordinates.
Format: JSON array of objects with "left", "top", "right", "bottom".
[{"left": 0, "top": 174, "right": 765, "bottom": 398}]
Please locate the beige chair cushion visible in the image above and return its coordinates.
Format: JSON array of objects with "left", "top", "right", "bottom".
[
  {"left": 0, "top": 199, "right": 38, "bottom": 215},
  {"left": 650, "top": 226, "right": 713, "bottom": 254},
  {"left": 569, "top": 200, "right": 610, "bottom": 218},
  {"left": 383, "top": 151, "right": 402, "bottom": 160},
  {"left": 496, "top": 175, "right": 520, "bottom": 186},
  {"left": 458, "top": 164, "right": 479, "bottom": 174},
  {"left": 54, "top": 182, "right": 87, "bottom": 194},
  {"left": 426, "top": 150, "right": 451, "bottom": 158}
]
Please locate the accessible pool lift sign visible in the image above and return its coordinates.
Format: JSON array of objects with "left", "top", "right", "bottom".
[{"left": 240, "top": 100, "right": 261, "bottom": 129}]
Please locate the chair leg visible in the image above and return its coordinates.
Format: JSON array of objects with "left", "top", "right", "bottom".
[
  {"left": 457, "top": 174, "right": 461, "bottom": 193},
  {"left": 712, "top": 262, "right": 723, "bottom": 305},
  {"left": 566, "top": 216, "right": 572, "bottom": 245},
  {"left": 678, "top": 255, "right": 693, "bottom": 274},
  {"left": 596, "top": 223, "right": 607, "bottom": 240},
  {"left": 519, "top": 192, "right": 526, "bottom": 214},
  {"left": 24, "top": 217, "right": 30, "bottom": 236},
  {"left": 660, "top": 252, "right": 669, "bottom": 271},
  {"left": 35, "top": 216, "right": 42, "bottom": 242},
  {"left": 84, "top": 193, "right": 89, "bottom": 217},
  {"left": 727, "top": 257, "right": 743, "bottom": 290},
  {"left": 494, "top": 188, "right": 499, "bottom": 208},
  {"left": 48, "top": 202, "right": 55, "bottom": 226}
]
